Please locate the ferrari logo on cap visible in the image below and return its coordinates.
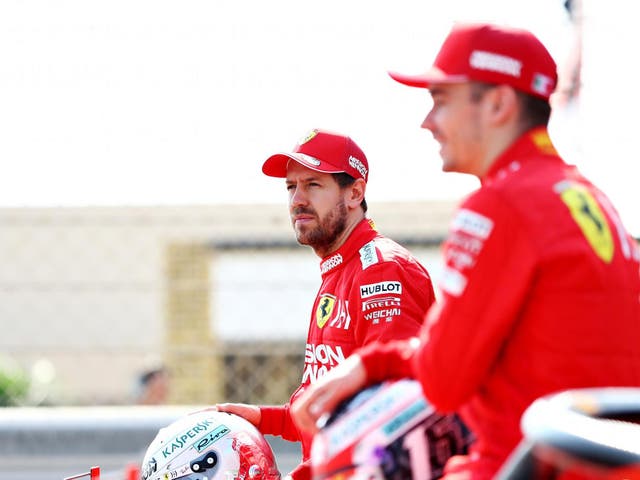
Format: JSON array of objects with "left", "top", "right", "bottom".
[
  {"left": 298, "top": 129, "right": 318, "bottom": 145},
  {"left": 316, "top": 294, "right": 336, "bottom": 328}
]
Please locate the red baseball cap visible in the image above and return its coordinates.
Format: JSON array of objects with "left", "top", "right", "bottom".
[
  {"left": 389, "top": 23, "right": 558, "bottom": 101},
  {"left": 262, "top": 128, "right": 369, "bottom": 182}
]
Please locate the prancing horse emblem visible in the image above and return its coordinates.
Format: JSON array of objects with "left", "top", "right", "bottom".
[{"left": 316, "top": 294, "right": 336, "bottom": 328}]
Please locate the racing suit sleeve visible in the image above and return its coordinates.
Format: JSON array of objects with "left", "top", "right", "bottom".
[
  {"left": 287, "top": 460, "right": 311, "bottom": 480},
  {"left": 351, "top": 258, "right": 435, "bottom": 347},
  {"left": 410, "top": 190, "right": 538, "bottom": 411},
  {"left": 258, "top": 403, "right": 301, "bottom": 442},
  {"left": 259, "top": 404, "right": 312, "bottom": 479},
  {"left": 358, "top": 337, "right": 418, "bottom": 381}
]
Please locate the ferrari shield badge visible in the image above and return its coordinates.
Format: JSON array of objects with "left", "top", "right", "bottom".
[
  {"left": 558, "top": 182, "right": 614, "bottom": 263},
  {"left": 316, "top": 294, "right": 336, "bottom": 328}
]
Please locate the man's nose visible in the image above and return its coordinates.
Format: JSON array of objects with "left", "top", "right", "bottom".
[
  {"left": 421, "top": 110, "right": 434, "bottom": 131},
  {"left": 290, "top": 186, "right": 308, "bottom": 207}
]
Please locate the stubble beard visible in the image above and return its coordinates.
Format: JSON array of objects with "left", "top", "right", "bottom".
[{"left": 294, "top": 201, "right": 348, "bottom": 253}]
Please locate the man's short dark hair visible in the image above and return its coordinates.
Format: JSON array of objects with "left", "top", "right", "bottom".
[
  {"left": 515, "top": 90, "right": 552, "bottom": 129},
  {"left": 332, "top": 172, "right": 368, "bottom": 213}
]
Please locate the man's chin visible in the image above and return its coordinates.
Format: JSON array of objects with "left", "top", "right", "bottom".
[{"left": 294, "top": 231, "right": 312, "bottom": 246}]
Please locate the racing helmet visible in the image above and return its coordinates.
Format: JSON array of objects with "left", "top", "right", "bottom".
[
  {"left": 141, "top": 410, "right": 281, "bottom": 480},
  {"left": 311, "top": 379, "right": 473, "bottom": 480}
]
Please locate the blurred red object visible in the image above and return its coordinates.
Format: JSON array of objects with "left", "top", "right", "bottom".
[
  {"left": 125, "top": 463, "right": 140, "bottom": 480},
  {"left": 63, "top": 466, "right": 100, "bottom": 480}
]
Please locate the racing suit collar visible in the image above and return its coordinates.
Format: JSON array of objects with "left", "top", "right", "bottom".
[
  {"left": 482, "top": 127, "right": 559, "bottom": 185},
  {"left": 319, "top": 218, "right": 378, "bottom": 276}
]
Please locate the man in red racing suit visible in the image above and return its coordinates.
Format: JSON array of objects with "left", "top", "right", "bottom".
[
  {"left": 217, "top": 128, "right": 436, "bottom": 479},
  {"left": 291, "top": 24, "right": 640, "bottom": 480}
]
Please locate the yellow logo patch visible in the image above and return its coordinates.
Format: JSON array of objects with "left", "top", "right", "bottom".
[
  {"left": 298, "top": 129, "right": 318, "bottom": 146},
  {"left": 316, "top": 294, "right": 336, "bottom": 328},
  {"left": 531, "top": 130, "right": 558, "bottom": 156},
  {"left": 559, "top": 183, "right": 614, "bottom": 263}
]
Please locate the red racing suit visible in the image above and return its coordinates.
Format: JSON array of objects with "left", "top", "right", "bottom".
[
  {"left": 358, "top": 128, "right": 640, "bottom": 479},
  {"left": 259, "top": 218, "right": 435, "bottom": 479}
]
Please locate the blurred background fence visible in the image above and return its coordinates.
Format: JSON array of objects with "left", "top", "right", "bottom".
[{"left": 0, "top": 202, "right": 453, "bottom": 408}]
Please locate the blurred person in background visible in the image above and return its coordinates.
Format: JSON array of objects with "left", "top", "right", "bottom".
[
  {"left": 215, "top": 128, "right": 442, "bottom": 479},
  {"left": 291, "top": 23, "right": 640, "bottom": 479},
  {"left": 135, "top": 366, "right": 170, "bottom": 405}
]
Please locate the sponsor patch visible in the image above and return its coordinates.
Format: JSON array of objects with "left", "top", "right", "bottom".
[
  {"left": 451, "top": 209, "right": 494, "bottom": 239},
  {"left": 531, "top": 73, "right": 554, "bottom": 98},
  {"left": 359, "top": 241, "right": 378, "bottom": 270},
  {"left": 325, "top": 382, "right": 410, "bottom": 457},
  {"left": 194, "top": 425, "right": 230, "bottom": 452},
  {"left": 150, "top": 418, "right": 215, "bottom": 461},
  {"left": 382, "top": 397, "right": 429, "bottom": 436},
  {"left": 303, "top": 343, "right": 346, "bottom": 384},
  {"left": 316, "top": 294, "right": 336, "bottom": 328},
  {"left": 447, "top": 231, "right": 484, "bottom": 255},
  {"left": 320, "top": 253, "right": 343, "bottom": 274},
  {"left": 297, "top": 152, "right": 321, "bottom": 167},
  {"left": 470, "top": 50, "right": 522, "bottom": 77},
  {"left": 445, "top": 248, "right": 475, "bottom": 270},
  {"left": 362, "top": 296, "right": 401, "bottom": 312},
  {"left": 327, "top": 298, "right": 351, "bottom": 330},
  {"left": 360, "top": 281, "right": 402, "bottom": 298},
  {"left": 349, "top": 155, "right": 368, "bottom": 178},
  {"left": 364, "top": 307, "right": 401, "bottom": 324},
  {"left": 162, "top": 464, "right": 190, "bottom": 480},
  {"left": 305, "top": 343, "right": 345, "bottom": 366},
  {"left": 298, "top": 129, "right": 318, "bottom": 145}
]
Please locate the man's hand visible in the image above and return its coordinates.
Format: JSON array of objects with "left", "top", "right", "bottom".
[
  {"left": 213, "top": 403, "right": 262, "bottom": 427},
  {"left": 291, "top": 354, "right": 367, "bottom": 434}
]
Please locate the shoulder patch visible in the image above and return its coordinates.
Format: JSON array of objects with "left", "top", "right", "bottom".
[
  {"left": 359, "top": 241, "right": 379, "bottom": 270},
  {"left": 555, "top": 182, "right": 614, "bottom": 263}
]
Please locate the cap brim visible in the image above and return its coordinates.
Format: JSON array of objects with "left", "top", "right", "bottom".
[
  {"left": 388, "top": 68, "right": 468, "bottom": 88},
  {"left": 262, "top": 153, "right": 345, "bottom": 178}
]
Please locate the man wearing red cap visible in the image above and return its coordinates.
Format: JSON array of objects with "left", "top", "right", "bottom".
[
  {"left": 291, "top": 23, "right": 640, "bottom": 478},
  {"left": 217, "top": 128, "right": 439, "bottom": 479}
]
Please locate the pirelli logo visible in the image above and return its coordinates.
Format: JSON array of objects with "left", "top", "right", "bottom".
[{"left": 360, "top": 281, "right": 402, "bottom": 298}]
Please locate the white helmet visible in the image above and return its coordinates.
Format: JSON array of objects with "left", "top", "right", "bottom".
[
  {"left": 141, "top": 411, "right": 281, "bottom": 480},
  {"left": 311, "top": 379, "right": 473, "bottom": 480}
]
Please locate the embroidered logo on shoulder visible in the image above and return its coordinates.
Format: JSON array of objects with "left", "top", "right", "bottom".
[
  {"left": 321, "top": 254, "right": 343, "bottom": 274},
  {"left": 451, "top": 209, "right": 494, "bottom": 239},
  {"left": 359, "top": 241, "right": 378, "bottom": 270},
  {"left": 555, "top": 181, "right": 614, "bottom": 263}
]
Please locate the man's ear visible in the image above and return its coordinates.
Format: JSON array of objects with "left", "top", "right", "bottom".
[
  {"left": 347, "top": 178, "right": 366, "bottom": 209},
  {"left": 486, "top": 85, "right": 519, "bottom": 125}
]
